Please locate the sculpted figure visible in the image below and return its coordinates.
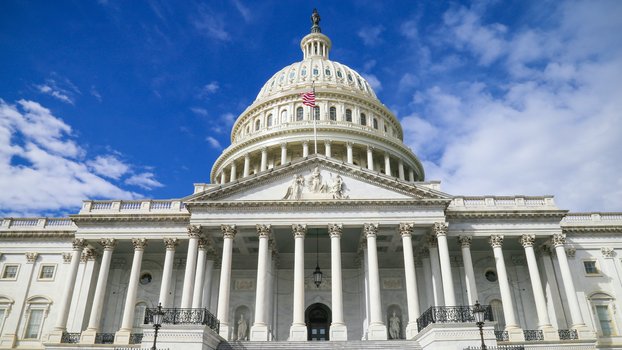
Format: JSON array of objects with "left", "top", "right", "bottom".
[
  {"left": 308, "top": 166, "right": 325, "bottom": 193},
  {"left": 237, "top": 313, "right": 248, "bottom": 341},
  {"left": 389, "top": 311, "right": 401, "bottom": 339},
  {"left": 283, "top": 174, "right": 305, "bottom": 200},
  {"left": 330, "top": 174, "right": 345, "bottom": 199}
]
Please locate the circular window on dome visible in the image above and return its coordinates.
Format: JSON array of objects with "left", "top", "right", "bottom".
[
  {"left": 140, "top": 272, "right": 152, "bottom": 285},
  {"left": 485, "top": 269, "right": 498, "bottom": 282},
  {"left": 336, "top": 70, "right": 343, "bottom": 78}
]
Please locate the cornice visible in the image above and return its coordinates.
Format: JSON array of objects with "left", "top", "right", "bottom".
[
  {"left": 563, "top": 226, "right": 622, "bottom": 233},
  {"left": 187, "top": 198, "right": 450, "bottom": 211},
  {"left": 445, "top": 210, "right": 568, "bottom": 219},
  {"left": 0, "top": 232, "right": 75, "bottom": 238},
  {"left": 70, "top": 213, "right": 190, "bottom": 223}
]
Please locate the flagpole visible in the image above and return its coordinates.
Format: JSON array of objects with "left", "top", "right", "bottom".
[{"left": 312, "top": 82, "right": 317, "bottom": 155}]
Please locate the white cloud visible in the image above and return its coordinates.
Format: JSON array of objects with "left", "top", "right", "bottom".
[
  {"left": 194, "top": 6, "right": 230, "bottom": 41},
  {"left": 357, "top": 25, "right": 384, "bottom": 46},
  {"left": 34, "top": 74, "right": 81, "bottom": 105},
  {"left": 90, "top": 85, "right": 102, "bottom": 102},
  {"left": 0, "top": 99, "right": 141, "bottom": 215},
  {"left": 361, "top": 73, "right": 382, "bottom": 92},
  {"left": 87, "top": 155, "right": 130, "bottom": 179},
  {"left": 199, "top": 81, "right": 220, "bottom": 98},
  {"left": 190, "top": 107, "right": 209, "bottom": 116},
  {"left": 232, "top": 0, "right": 251, "bottom": 22},
  {"left": 125, "top": 172, "right": 163, "bottom": 190},
  {"left": 400, "top": 19, "right": 418, "bottom": 39},
  {"left": 206, "top": 136, "right": 222, "bottom": 149}
]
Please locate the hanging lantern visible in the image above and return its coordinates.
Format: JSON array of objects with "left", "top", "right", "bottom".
[{"left": 313, "top": 263, "right": 323, "bottom": 288}]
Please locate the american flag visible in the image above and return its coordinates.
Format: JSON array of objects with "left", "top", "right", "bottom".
[{"left": 301, "top": 91, "right": 316, "bottom": 107}]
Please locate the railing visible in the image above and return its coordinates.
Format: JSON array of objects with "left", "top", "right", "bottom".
[
  {"left": 464, "top": 346, "right": 525, "bottom": 350},
  {"left": 120, "top": 201, "right": 141, "bottom": 210},
  {"left": 495, "top": 330, "right": 509, "bottom": 341},
  {"left": 558, "top": 329, "right": 578, "bottom": 340},
  {"left": 563, "top": 213, "right": 622, "bottom": 223},
  {"left": 61, "top": 332, "right": 81, "bottom": 343},
  {"left": 46, "top": 218, "right": 73, "bottom": 226},
  {"left": 92, "top": 202, "right": 113, "bottom": 210},
  {"left": 416, "top": 305, "right": 493, "bottom": 331},
  {"left": 151, "top": 201, "right": 172, "bottom": 210},
  {"left": 452, "top": 196, "right": 554, "bottom": 208},
  {"left": 10, "top": 219, "right": 39, "bottom": 226},
  {"left": 82, "top": 200, "right": 186, "bottom": 213},
  {"left": 129, "top": 333, "right": 143, "bottom": 344},
  {"left": 523, "top": 329, "right": 543, "bottom": 341},
  {"left": 95, "top": 332, "right": 115, "bottom": 344},
  {"left": 144, "top": 307, "right": 220, "bottom": 333}
]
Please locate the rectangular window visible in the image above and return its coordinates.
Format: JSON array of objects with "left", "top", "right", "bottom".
[
  {"left": 596, "top": 305, "right": 614, "bottom": 336},
  {"left": 38, "top": 265, "right": 55, "bottom": 280},
  {"left": 584, "top": 260, "right": 599, "bottom": 275},
  {"left": 1, "top": 265, "right": 19, "bottom": 279},
  {"left": 24, "top": 309, "right": 43, "bottom": 339}
]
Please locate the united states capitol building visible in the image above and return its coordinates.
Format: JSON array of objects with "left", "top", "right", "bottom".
[{"left": 1, "top": 10, "right": 621, "bottom": 350}]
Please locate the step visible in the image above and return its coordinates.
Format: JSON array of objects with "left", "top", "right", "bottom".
[{"left": 217, "top": 339, "right": 422, "bottom": 350}]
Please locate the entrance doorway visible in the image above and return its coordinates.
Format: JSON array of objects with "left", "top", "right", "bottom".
[{"left": 305, "top": 303, "right": 331, "bottom": 341}]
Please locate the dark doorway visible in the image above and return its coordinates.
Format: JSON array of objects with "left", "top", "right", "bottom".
[{"left": 305, "top": 303, "right": 331, "bottom": 341}]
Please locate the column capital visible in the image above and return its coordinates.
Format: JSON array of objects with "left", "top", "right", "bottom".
[
  {"left": 132, "top": 238, "right": 148, "bottom": 250},
  {"left": 324, "top": 140, "right": 331, "bottom": 146},
  {"left": 244, "top": 153, "right": 250, "bottom": 159},
  {"left": 198, "top": 237, "right": 209, "bottom": 251},
  {"left": 302, "top": 140, "right": 309, "bottom": 146},
  {"left": 519, "top": 234, "right": 535, "bottom": 247},
  {"left": 489, "top": 234, "right": 504, "bottom": 248},
  {"left": 328, "top": 223, "right": 343, "bottom": 238},
  {"left": 367, "top": 145, "right": 374, "bottom": 151},
  {"left": 346, "top": 141, "right": 353, "bottom": 147},
  {"left": 280, "top": 142, "right": 287, "bottom": 148},
  {"left": 72, "top": 238, "right": 87, "bottom": 250},
  {"left": 433, "top": 222, "right": 448, "bottom": 237},
  {"left": 458, "top": 235, "right": 472, "bottom": 247},
  {"left": 292, "top": 224, "right": 307, "bottom": 238},
  {"left": 163, "top": 238, "right": 179, "bottom": 250},
  {"left": 363, "top": 223, "right": 379, "bottom": 238},
  {"left": 221, "top": 224, "right": 237, "bottom": 239},
  {"left": 25, "top": 252, "right": 38, "bottom": 263},
  {"left": 551, "top": 233, "right": 566, "bottom": 247},
  {"left": 601, "top": 247, "right": 615, "bottom": 258},
  {"left": 399, "top": 222, "right": 414, "bottom": 237},
  {"left": 257, "top": 224, "right": 271, "bottom": 238},
  {"left": 100, "top": 238, "right": 117, "bottom": 250},
  {"left": 426, "top": 235, "right": 438, "bottom": 248},
  {"left": 187, "top": 224, "right": 202, "bottom": 238},
  {"left": 81, "top": 248, "right": 97, "bottom": 262}
]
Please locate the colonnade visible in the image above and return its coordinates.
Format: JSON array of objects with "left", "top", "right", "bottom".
[
  {"left": 53, "top": 225, "right": 592, "bottom": 344},
  {"left": 216, "top": 141, "right": 418, "bottom": 185}
]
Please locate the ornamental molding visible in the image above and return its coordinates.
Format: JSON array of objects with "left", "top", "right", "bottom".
[
  {"left": 563, "top": 226, "right": 622, "bottom": 233},
  {"left": 519, "top": 234, "right": 535, "bottom": 248},
  {"left": 458, "top": 235, "right": 472, "bottom": 248},
  {"left": 256, "top": 224, "right": 271, "bottom": 238},
  {"left": 363, "top": 223, "right": 379, "bottom": 238},
  {"left": 163, "top": 238, "right": 179, "bottom": 250},
  {"left": 489, "top": 234, "right": 504, "bottom": 248},
  {"left": 131, "top": 238, "right": 148, "bottom": 250},
  {"left": 187, "top": 225, "right": 202, "bottom": 238},
  {"left": 292, "top": 224, "right": 307, "bottom": 238},
  {"left": 565, "top": 248, "right": 576, "bottom": 258},
  {"left": 601, "top": 247, "right": 615, "bottom": 258},
  {"left": 72, "top": 238, "right": 87, "bottom": 250},
  {"left": 70, "top": 214, "right": 190, "bottom": 223},
  {"left": 62, "top": 252, "right": 72, "bottom": 263},
  {"left": 100, "top": 238, "right": 117, "bottom": 250},
  {"left": 399, "top": 222, "right": 414, "bottom": 237},
  {"left": 188, "top": 199, "right": 448, "bottom": 211},
  {"left": 446, "top": 210, "right": 568, "bottom": 219},
  {"left": 433, "top": 222, "right": 448, "bottom": 237},
  {"left": 221, "top": 224, "right": 237, "bottom": 239},
  {"left": 328, "top": 223, "right": 343, "bottom": 238},
  {"left": 25, "top": 252, "right": 38, "bottom": 263},
  {"left": 551, "top": 233, "right": 566, "bottom": 247},
  {"left": 0, "top": 231, "right": 75, "bottom": 238}
]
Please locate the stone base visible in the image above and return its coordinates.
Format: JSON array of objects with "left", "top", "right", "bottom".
[
  {"left": 114, "top": 329, "right": 132, "bottom": 345},
  {"left": 0, "top": 334, "right": 16, "bottom": 349},
  {"left": 329, "top": 323, "right": 348, "bottom": 341},
  {"left": 574, "top": 325, "right": 597, "bottom": 340},
  {"left": 80, "top": 329, "right": 98, "bottom": 344},
  {"left": 506, "top": 326, "right": 525, "bottom": 342},
  {"left": 414, "top": 323, "right": 497, "bottom": 350},
  {"left": 219, "top": 323, "right": 231, "bottom": 340},
  {"left": 541, "top": 325, "right": 560, "bottom": 341},
  {"left": 367, "top": 323, "right": 387, "bottom": 340},
  {"left": 289, "top": 323, "right": 307, "bottom": 341},
  {"left": 405, "top": 322, "right": 418, "bottom": 339},
  {"left": 250, "top": 323, "right": 269, "bottom": 341},
  {"left": 142, "top": 324, "right": 223, "bottom": 350},
  {"left": 46, "top": 329, "right": 64, "bottom": 344}
]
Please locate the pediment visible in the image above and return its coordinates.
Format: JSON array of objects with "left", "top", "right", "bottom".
[{"left": 185, "top": 156, "right": 452, "bottom": 205}]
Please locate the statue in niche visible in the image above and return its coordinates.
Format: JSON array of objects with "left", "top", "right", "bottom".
[
  {"left": 389, "top": 311, "right": 401, "bottom": 339},
  {"left": 237, "top": 313, "right": 248, "bottom": 341},
  {"left": 307, "top": 166, "right": 326, "bottom": 193},
  {"left": 283, "top": 174, "right": 305, "bottom": 200}
]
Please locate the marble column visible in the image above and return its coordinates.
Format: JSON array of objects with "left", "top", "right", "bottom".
[
  {"left": 458, "top": 236, "right": 478, "bottom": 305},
  {"left": 159, "top": 238, "right": 178, "bottom": 307},
  {"left": 409, "top": 169, "right": 415, "bottom": 182},
  {"left": 433, "top": 223, "right": 455, "bottom": 306},
  {"left": 192, "top": 238, "right": 209, "bottom": 308},
  {"left": 220, "top": 171, "right": 227, "bottom": 184},
  {"left": 289, "top": 224, "right": 307, "bottom": 341},
  {"left": 400, "top": 223, "right": 421, "bottom": 338},
  {"left": 202, "top": 252, "right": 216, "bottom": 310},
  {"left": 115, "top": 238, "right": 147, "bottom": 344},
  {"left": 364, "top": 223, "right": 387, "bottom": 340},
  {"left": 420, "top": 247, "right": 435, "bottom": 309},
  {"left": 260, "top": 147, "right": 268, "bottom": 172},
  {"left": 489, "top": 235, "right": 524, "bottom": 341},
  {"left": 280, "top": 142, "right": 288, "bottom": 165},
  {"left": 398, "top": 160, "right": 405, "bottom": 180},
  {"left": 328, "top": 224, "right": 347, "bottom": 340},
  {"left": 181, "top": 225, "right": 201, "bottom": 308},
  {"left": 384, "top": 152, "right": 391, "bottom": 176},
  {"left": 552, "top": 233, "right": 593, "bottom": 338},
  {"left": 48, "top": 238, "right": 86, "bottom": 343},
  {"left": 366, "top": 146, "right": 374, "bottom": 171},
  {"left": 427, "top": 237, "right": 445, "bottom": 306},
  {"left": 230, "top": 162, "right": 237, "bottom": 182},
  {"left": 81, "top": 239, "right": 116, "bottom": 343},
  {"left": 302, "top": 141, "right": 309, "bottom": 157},
  {"left": 520, "top": 234, "right": 558, "bottom": 340},
  {"left": 251, "top": 224, "right": 271, "bottom": 341},
  {"left": 217, "top": 225, "right": 236, "bottom": 339},
  {"left": 346, "top": 142, "right": 353, "bottom": 164},
  {"left": 325, "top": 141, "right": 332, "bottom": 158},
  {"left": 243, "top": 153, "right": 250, "bottom": 177}
]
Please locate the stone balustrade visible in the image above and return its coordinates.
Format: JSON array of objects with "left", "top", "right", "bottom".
[
  {"left": 562, "top": 212, "right": 622, "bottom": 224},
  {"left": 80, "top": 200, "right": 188, "bottom": 214},
  {"left": 0, "top": 217, "right": 75, "bottom": 230},
  {"left": 450, "top": 196, "right": 555, "bottom": 209}
]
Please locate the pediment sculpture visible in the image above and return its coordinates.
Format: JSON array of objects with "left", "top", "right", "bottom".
[{"left": 283, "top": 166, "right": 349, "bottom": 200}]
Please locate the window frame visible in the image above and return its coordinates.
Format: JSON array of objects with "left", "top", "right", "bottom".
[
  {"left": 1, "top": 264, "right": 19, "bottom": 280},
  {"left": 296, "top": 107, "right": 304, "bottom": 121},
  {"left": 345, "top": 109, "right": 352, "bottom": 122},
  {"left": 329, "top": 107, "right": 336, "bottom": 121},
  {"left": 583, "top": 259, "right": 601, "bottom": 276},
  {"left": 360, "top": 113, "right": 367, "bottom": 126},
  {"left": 22, "top": 296, "right": 51, "bottom": 340},
  {"left": 590, "top": 292, "right": 618, "bottom": 337},
  {"left": 37, "top": 264, "right": 56, "bottom": 281},
  {"left": 313, "top": 106, "right": 320, "bottom": 120}
]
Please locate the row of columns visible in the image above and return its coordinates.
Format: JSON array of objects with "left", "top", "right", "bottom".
[{"left": 218, "top": 142, "right": 417, "bottom": 185}]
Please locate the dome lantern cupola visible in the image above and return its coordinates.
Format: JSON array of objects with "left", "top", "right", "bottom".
[{"left": 301, "top": 9, "right": 331, "bottom": 60}]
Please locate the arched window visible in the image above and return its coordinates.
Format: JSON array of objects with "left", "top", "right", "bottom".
[
  {"left": 590, "top": 292, "right": 617, "bottom": 336},
  {"left": 313, "top": 106, "right": 320, "bottom": 120},
  {"left": 266, "top": 114, "right": 273, "bottom": 127},
  {"left": 23, "top": 296, "right": 51, "bottom": 339},
  {"left": 281, "top": 110, "right": 288, "bottom": 123},
  {"left": 360, "top": 113, "right": 367, "bottom": 126},
  {"left": 345, "top": 109, "right": 352, "bottom": 122},
  {"left": 255, "top": 119, "right": 261, "bottom": 131},
  {"left": 329, "top": 107, "right": 336, "bottom": 121},
  {"left": 296, "top": 107, "right": 304, "bottom": 121},
  {"left": 0, "top": 296, "right": 14, "bottom": 335},
  {"left": 373, "top": 118, "right": 378, "bottom": 129}
]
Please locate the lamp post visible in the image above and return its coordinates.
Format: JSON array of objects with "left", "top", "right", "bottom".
[
  {"left": 473, "top": 300, "right": 487, "bottom": 350},
  {"left": 313, "top": 229, "right": 323, "bottom": 288},
  {"left": 151, "top": 302, "right": 164, "bottom": 350}
]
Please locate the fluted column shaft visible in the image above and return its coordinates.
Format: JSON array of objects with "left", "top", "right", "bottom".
[
  {"left": 458, "top": 236, "right": 478, "bottom": 305},
  {"left": 280, "top": 143, "right": 288, "bottom": 165},
  {"left": 289, "top": 225, "right": 307, "bottom": 341},
  {"left": 552, "top": 234, "right": 585, "bottom": 327},
  {"left": 251, "top": 224, "right": 271, "bottom": 341},
  {"left": 192, "top": 238, "right": 208, "bottom": 308},
  {"left": 434, "top": 223, "right": 455, "bottom": 306},
  {"left": 202, "top": 257, "right": 215, "bottom": 309},
  {"left": 346, "top": 142, "right": 353, "bottom": 164},
  {"left": 120, "top": 238, "right": 147, "bottom": 331},
  {"left": 364, "top": 223, "right": 387, "bottom": 340},
  {"left": 428, "top": 239, "right": 445, "bottom": 306},
  {"left": 159, "top": 238, "right": 178, "bottom": 307},
  {"left": 181, "top": 225, "right": 201, "bottom": 308},
  {"left": 367, "top": 147, "right": 374, "bottom": 171},
  {"left": 400, "top": 223, "right": 420, "bottom": 338},
  {"left": 384, "top": 153, "right": 391, "bottom": 176},
  {"left": 54, "top": 239, "right": 85, "bottom": 332},
  {"left": 520, "top": 235, "right": 553, "bottom": 328},
  {"left": 217, "top": 225, "right": 237, "bottom": 339},
  {"left": 489, "top": 235, "right": 519, "bottom": 328},
  {"left": 243, "top": 154, "right": 250, "bottom": 177},
  {"left": 230, "top": 162, "right": 237, "bottom": 182},
  {"left": 86, "top": 239, "right": 115, "bottom": 331},
  {"left": 302, "top": 142, "right": 309, "bottom": 157},
  {"left": 260, "top": 147, "right": 268, "bottom": 171}
]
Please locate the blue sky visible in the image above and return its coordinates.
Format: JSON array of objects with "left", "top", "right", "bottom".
[{"left": 1, "top": 0, "right": 621, "bottom": 216}]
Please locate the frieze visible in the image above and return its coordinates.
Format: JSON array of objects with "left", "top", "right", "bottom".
[{"left": 282, "top": 166, "right": 349, "bottom": 200}]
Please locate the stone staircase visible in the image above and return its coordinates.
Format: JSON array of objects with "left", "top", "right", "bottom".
[{"left": 217, "top": 340, "right": 423, "bottom": 350}]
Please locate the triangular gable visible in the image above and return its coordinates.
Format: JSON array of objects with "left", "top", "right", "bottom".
[{"left": 185, "top": 156, "right": 452, "bottom": 203}]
